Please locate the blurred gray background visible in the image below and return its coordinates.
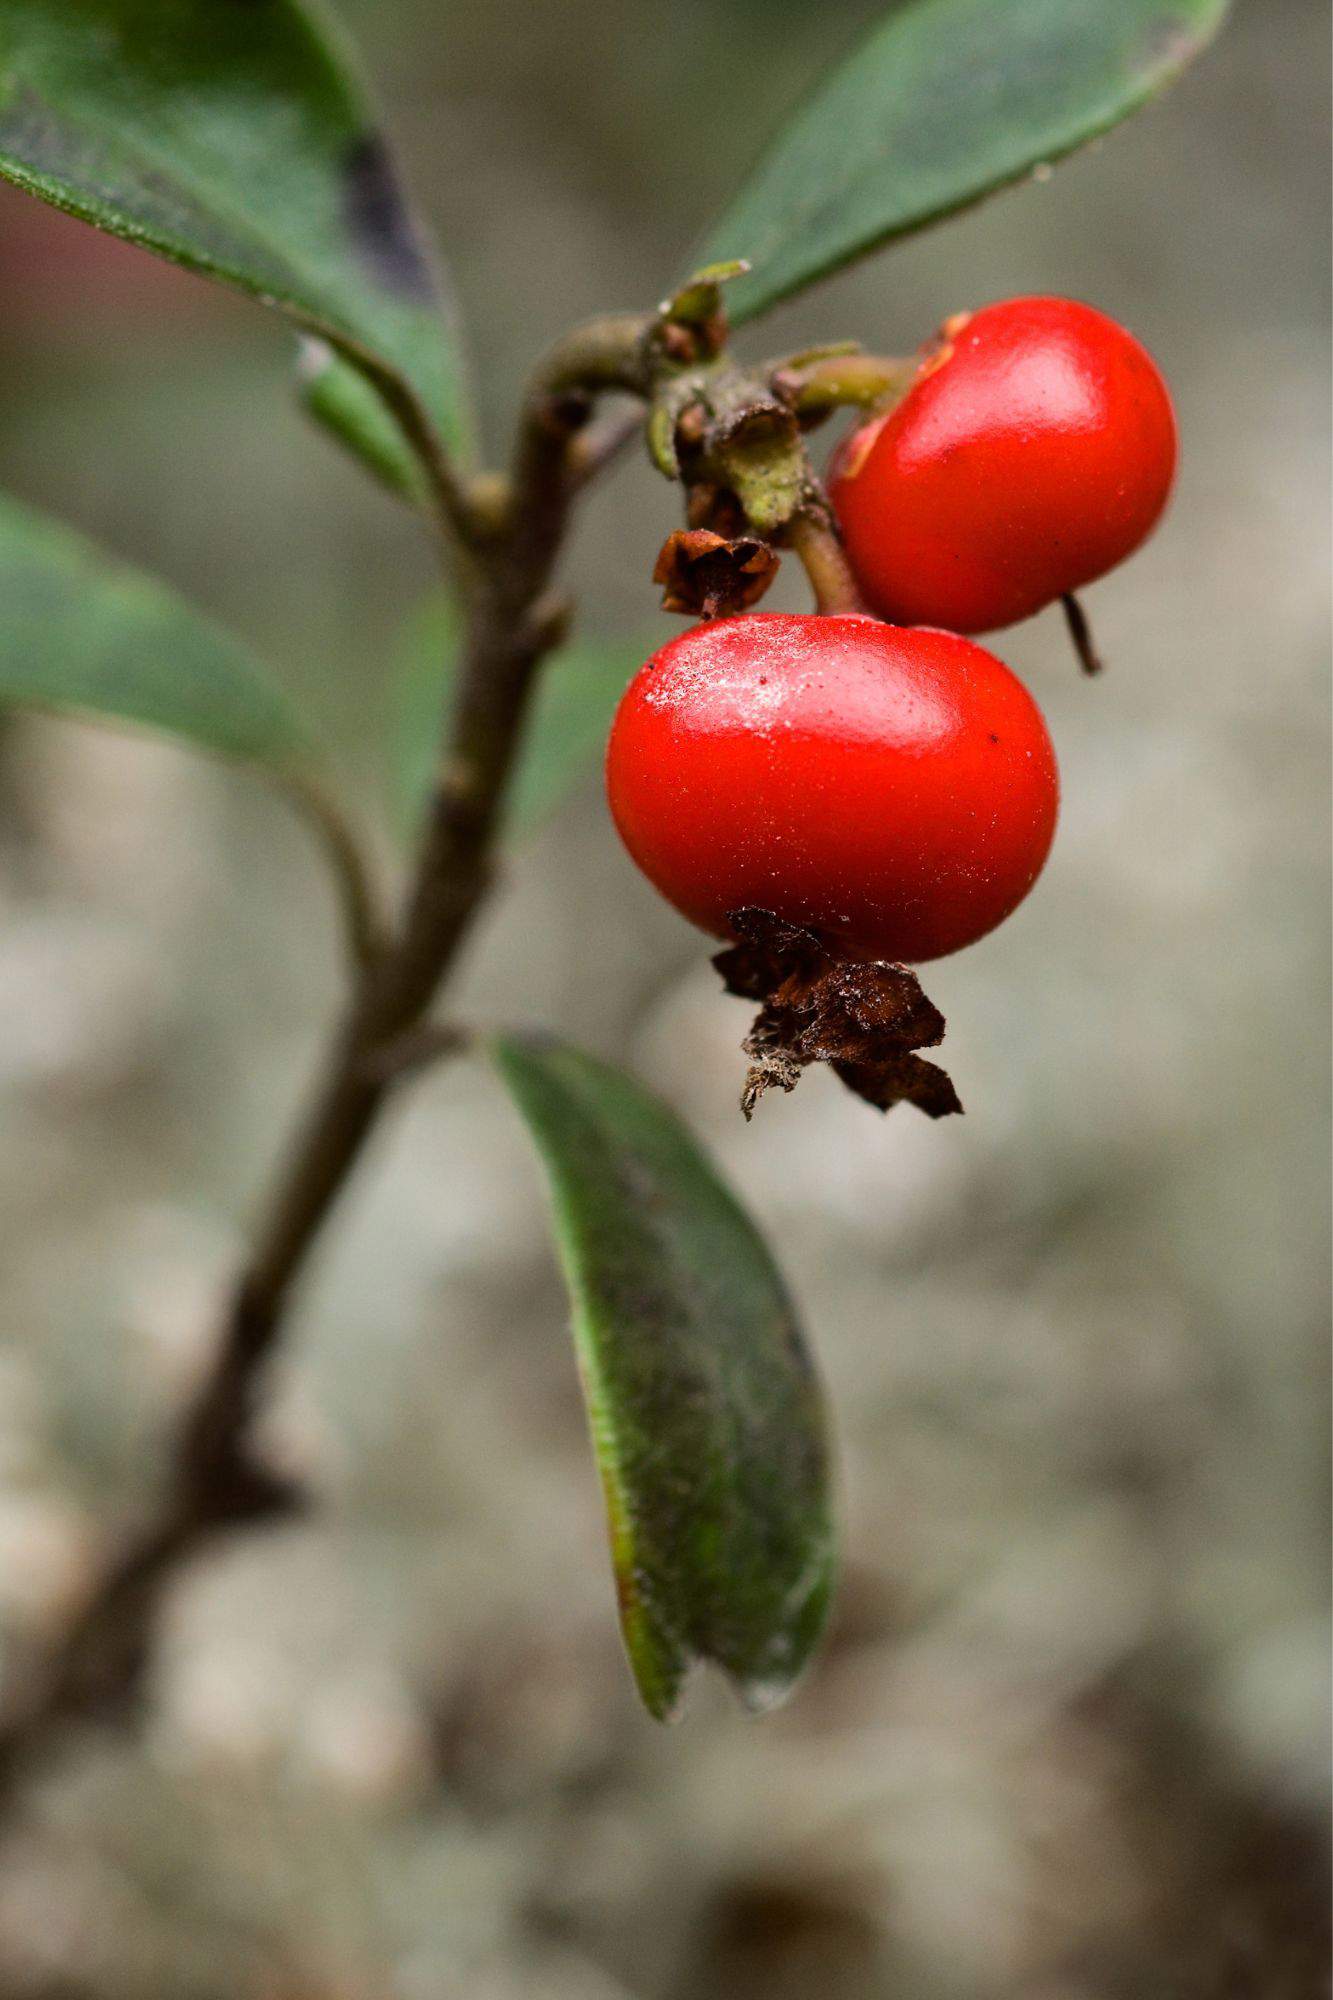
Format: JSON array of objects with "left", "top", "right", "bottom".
[{"left": 0, "top": 0, "right": 1327, "bottom": 1994}]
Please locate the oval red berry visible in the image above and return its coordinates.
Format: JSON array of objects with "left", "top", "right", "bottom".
[
  {"left": 830, "top": 296, "right": 1177, "bottom": 634},
  {"left": 606, "top": 613, "right": 1059, "bottom": 964}
]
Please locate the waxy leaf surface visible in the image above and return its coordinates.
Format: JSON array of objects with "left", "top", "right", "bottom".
[
  {"left": 493, "top": 1035, "right": 834, "bottom": 1720},
  {"left": 703, "top": 0, "right": 1230, "bottom": 323}
]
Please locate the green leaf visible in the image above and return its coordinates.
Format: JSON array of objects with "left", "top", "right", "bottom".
[
  {"left": 390, "top": 593, "right": 645, "bottom": 843},
  {"left": 492, "top": 1035, "right": 834, "bottom": 1720},
  {"left": 0, "top": 490, "right": 381, "bottom": 957},
  {"left": 297, "top": 340, "right": 428, "bottom": 505},
  {"left": 0, "top": 490, "right": 308, "bottom": 766},
  {"left": 0, "top": 0, "right": 471, "bottom": 460},
  {"left": 702, "top": 0, "right": 1230, "bottom": 324}
]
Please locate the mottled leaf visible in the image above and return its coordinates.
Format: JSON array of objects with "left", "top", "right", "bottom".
[
  {"left": 492, "top": 1035, "right": 834, "bottom": 1720},
  {"left": 390, "top": 593, "right": 645, "bottom": 841},
  {"left": 703, "top": 0, "right": 1231, "bottom": 323},
  {"left": 0, "top": 0, "right": 470, "bottom": 460}
]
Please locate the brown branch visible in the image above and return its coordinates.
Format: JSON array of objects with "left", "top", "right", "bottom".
[
  {"left": 565, "top": 403, "right": 641, "bottom": 483},
  {"left": 0, "top": 317, "right": 651, "bottom": 1807},
  {"left": 0, "top": 297, "right": 870, "bottom": 1798}
]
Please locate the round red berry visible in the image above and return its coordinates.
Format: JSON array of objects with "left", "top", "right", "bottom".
[
  {"left": 829, "top": 296, "right": 1177, "bottom": 634},
  {"left": 605, "top": 613, "right": 1059, "bottom": 964}
]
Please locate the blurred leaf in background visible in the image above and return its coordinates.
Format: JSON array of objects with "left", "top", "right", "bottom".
[
  {"left": 390, "top": 592, "right": 647, "bottom": 842},
  {"left": 0, "top": 491, "right": 309, "bottom": 766},
  {"left": 0, "top": 490, "right": 381, "bottom": 956},
  {"left": 0, "top": 0, "right": 473, "bottom": 467}
]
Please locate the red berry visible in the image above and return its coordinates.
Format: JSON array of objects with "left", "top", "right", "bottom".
[
  {"left": 605, "top": 613, "right": 1059, "bottom": 964},
  {"left": 829, "top": 297, "right": 1177, "bottom": 634}
]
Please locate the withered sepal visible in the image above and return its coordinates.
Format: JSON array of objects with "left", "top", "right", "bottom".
[
  {"left": 713, "top": 908, "right": 962, "bottom": 1121},
  {"left": 653, "top": 528, "right": 780, "bottom": 620}
]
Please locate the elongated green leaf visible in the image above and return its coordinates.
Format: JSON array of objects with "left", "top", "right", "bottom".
[
  {"left": 703, "top": 0, "right": 1230, "bottom": 324},
  {"left": 390, "top": 593, "right": 645, "bottom": 842},
  {"left": 0, "top": 491, "right": 308, "bottom": 765},
  {"left": 0, "top": 491, "right": 379, "bottom": 956},
  {"left": 493, "top": 1035, "right": 834, "bottom": 1719},
  {"left": 0, "top": 0, "right": 470, "bottom": 459}
]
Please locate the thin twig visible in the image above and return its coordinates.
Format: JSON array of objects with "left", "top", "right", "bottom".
[
  {"left": 345, "top": 349, "right": 485, "bottom": 551},
  {"left": 0, "top": 315, "right": 653, "bottom": 1807},
  {"left": 362, "top": 1021, "right": 469, "bottom": 1084},
  {"left": 772, "top": 350, "right": 916, "bottom": 420},
  {"left": 566, "top": 403, "right": 642, "bottom": 484},
  {"left": 283, "top": 767, "right": 389, "bottom": 970},
  {"left": 786, "top": 509, "right": 873, "bottom": 617},
  {"left": 524, "top": 315, "right": 652, "bottom": 408},
  {"left": 1061, "top": 591, "right": 1105, "bottom": 675}
]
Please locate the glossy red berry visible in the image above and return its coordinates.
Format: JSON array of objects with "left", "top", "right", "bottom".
[
  {"left": 829, "top": 296, "right": 1177, "bottom": 634},
  {"left": 605, "top": 613, "right": 1059, "bottom": 964}
]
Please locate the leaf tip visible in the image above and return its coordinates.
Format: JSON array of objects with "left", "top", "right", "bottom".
[{"left": 616, "top": 1569, "right": 692, "bottom": 1723}]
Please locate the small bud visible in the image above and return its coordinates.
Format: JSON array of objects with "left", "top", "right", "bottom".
[{"left": 675, "top": 402, "right": 708, "bottom": 449}]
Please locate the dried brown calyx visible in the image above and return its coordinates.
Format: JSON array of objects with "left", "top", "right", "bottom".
[
  {"left": 653, "top": 528, "right": 780, "bottom": 620},
  {"left": 712, "top": 909, "right": 962, "bottom": 1121}
]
